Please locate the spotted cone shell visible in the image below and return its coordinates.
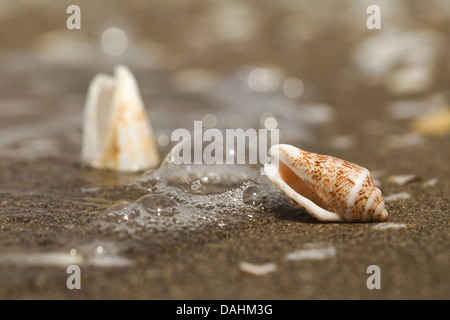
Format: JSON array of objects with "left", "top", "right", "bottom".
[{"left": 264, "top": 144, "right": 388, "bottom": 222}]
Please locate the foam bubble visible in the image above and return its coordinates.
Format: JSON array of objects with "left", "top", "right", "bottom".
[
  {"left": 242, "top": 185, "right": 267, "bottom": 206},
  {"left": 103, "top": 202, "right": 141, "bottom": 224},
  {"left": 94, "top": 141, "right": 301, "bottom": 239},
  {"left": 135, "top": 194, "right": 178, "bottom": 217}
]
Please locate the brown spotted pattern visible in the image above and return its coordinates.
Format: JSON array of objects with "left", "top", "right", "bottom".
[{"left": 278, "top": 145, "right": 388, "bottom": 222}]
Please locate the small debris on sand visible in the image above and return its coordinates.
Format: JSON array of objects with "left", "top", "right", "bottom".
[
  {"left": 239, "top": 261, "right": 277, "bottom": 276},
  {"left": 423, "top": 178, "right": 438, "bottom": 188},
  {"left": 372, "top": 223, "right": 407, "bottom": 230},
  {"left": 383, "top": 192, "right": 412, "bottom": 202},
  {"left": 387, "top": 174, "right": 420, "bottom": 185},
  {"left": 285, "top": 243, "right": 336, "bottom": 261}
]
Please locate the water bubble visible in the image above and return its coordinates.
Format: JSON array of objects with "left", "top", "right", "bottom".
[
  {"left": 103, "top": 202, "right": 141, "bottom": 223},
  {"left": 242, "top": 185, "right": 267, "bottom": 206},
  {"left": 153, "top": 138, "right": 265, "bottom": 195},
  {"left": 96, "top": 170, "right": 294, "bottom": 239},
  {"left": 135, "top": 194, "right": 178, "bottom": 217}
]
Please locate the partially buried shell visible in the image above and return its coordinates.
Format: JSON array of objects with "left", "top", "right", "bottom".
[
  {"left": 81, "top": 65, "right": 159, "bottom": 172},
  {"left": 264, "top": 144, "right": 388, "bottom": 222}
]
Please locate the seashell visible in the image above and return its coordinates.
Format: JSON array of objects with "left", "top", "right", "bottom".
[
  {"left": 81, "top": 65, "right": 159, "bottom": 172},
  {"left": 387, "top": 174, "right": 420, "bottom": 185},
  {"left": 383, "top": 192, "right": 411, "bottom": 202},
  {"left": 239, "top": 261, "right": 277, "bottom": 277},
  {"left": 264, "top": 144, "right": 388, "bottom": 222},
  {"left": 284, "top": 242, "right": 336, "bottom": 261}
]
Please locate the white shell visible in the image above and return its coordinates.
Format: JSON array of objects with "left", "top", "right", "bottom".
[
  {"left": 81, "top": 65, "right": 159, "bottom": 172},
  {"left": 264, "top": 144, "right": 388, "bottom": 222}
]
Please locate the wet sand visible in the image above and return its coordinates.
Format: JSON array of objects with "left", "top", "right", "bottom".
[
  {"left": 0, "top": 1, "right": 449, "bottom": 300},
  {"left": 0, "top": 67, "right": 448, "bottom": 300}
]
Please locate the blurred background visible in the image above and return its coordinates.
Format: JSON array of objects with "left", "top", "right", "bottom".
[{"left": 0, "top": 0, "right": 449, "bottom": 161}]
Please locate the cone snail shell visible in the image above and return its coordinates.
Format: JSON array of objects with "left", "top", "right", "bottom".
[{"left": 264, "top": 144, "right": 388, "bottom": 222}]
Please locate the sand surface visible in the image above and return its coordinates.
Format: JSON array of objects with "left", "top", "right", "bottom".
[{"left": 0, "top": 1, "right": 449, "bottom": 299}]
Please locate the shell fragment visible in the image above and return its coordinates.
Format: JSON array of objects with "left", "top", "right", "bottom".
[{"left": 81, "top": 65, "right": 159, "bottom": 172}]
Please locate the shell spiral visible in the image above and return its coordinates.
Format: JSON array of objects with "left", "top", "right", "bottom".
[{"left": 264, "top": 144, "right": 388, "bottom": 222}]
